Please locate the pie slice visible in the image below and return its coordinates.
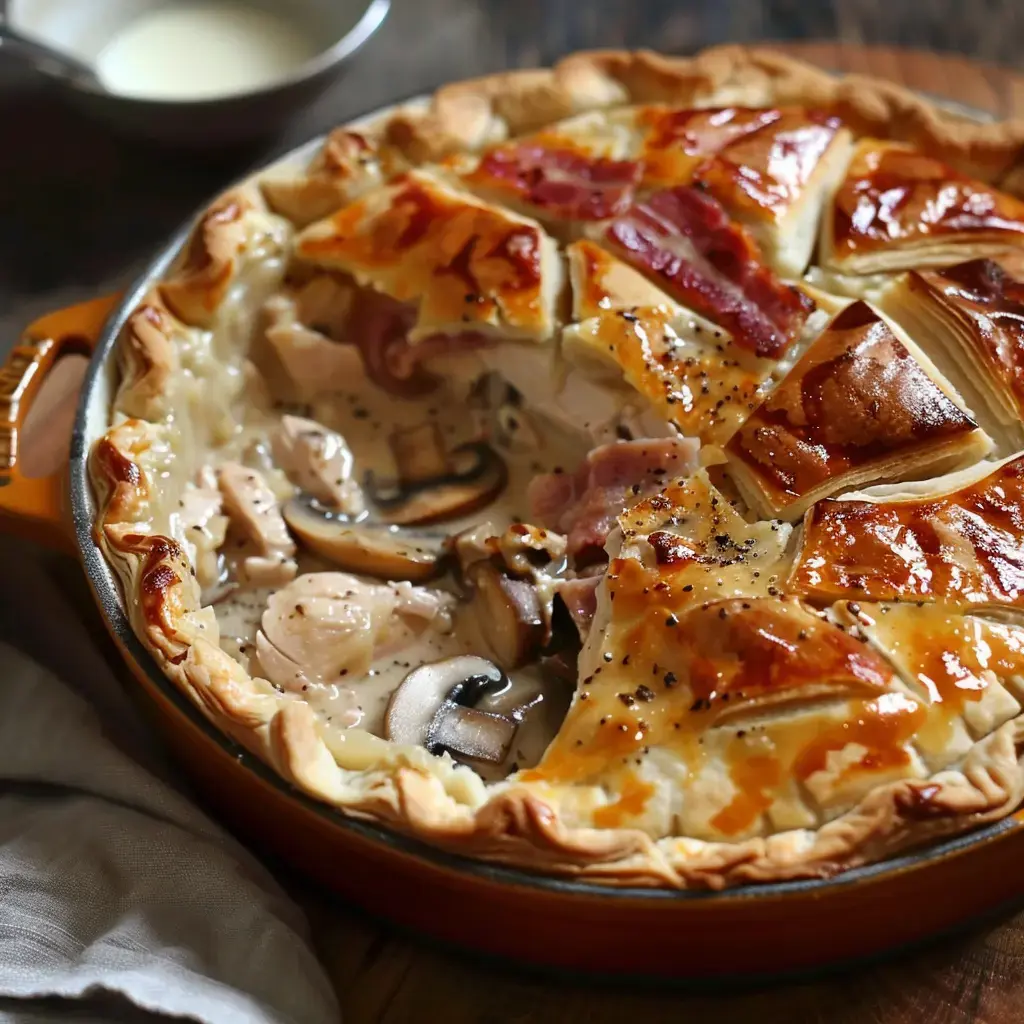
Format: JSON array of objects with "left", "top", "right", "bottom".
[
  {"left": 592, "top": 184, "right": 815, "bottom": 359},
  {"left": 790, "top": 454, "right": 1024, "bottom": 612},
  {"left": 561, "top": 304, "right": 776, "bottom": 447},
  {"left": 725, "top": 300, "right": 992, "bottom": 520},
  {"left": 566, "top": 239, "right": 679, "bottom": 321},
  {"left": 684, "top": 108, "right": 852, "bottom": 277},
  {"left": 833, "top": 601, "right": 1024, "bottom": 772},
  {"left": 295, "top": 169, "right": 563, "bottom": 344},
  {"left": 821, "top": 140, "right": 1024, "bottom": 274},
  {"left": 880, "top": 259, "right": 1024, "bottom": 450},
  {"left": 524, "top": 476, "right": 932, "bottom": 838}
]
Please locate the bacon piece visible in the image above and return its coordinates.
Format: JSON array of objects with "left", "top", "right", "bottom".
[
  {"left": 346, "top": 290, "right": 438, "bottom": 397},
  {"left": 468, "top": 144, "right": 643, "bottom": 221},
  {"left": 528, "top": 438, "right": 700, "bottom": 558},
  {"left": 602, "top": 185, "right": 813, "bottom": 358}
]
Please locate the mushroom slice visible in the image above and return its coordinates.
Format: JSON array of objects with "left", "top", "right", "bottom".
[
  {"left": 428, "top": 707, "right": 519, "bottom": 764},
  {"left": 389, "top": 423, "right": 451, "bottom": 485},
  {"left": 465, "top": 562, "right": 546, "bottom": 670},
  {"left": 385, "top": 655, "right": 522, "bottom": 764},
  {"left": 366, "top": 426, "right": 508, "bottom": 526},
  {"left": 283, "top": 497, "right": 445, "bottom": 582},
  {"left": 272, "top": 415, "right": 364, "bottom": 514}
]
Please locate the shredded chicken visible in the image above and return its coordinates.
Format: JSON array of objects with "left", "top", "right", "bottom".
[
  {"left": 217, "top": 462, "right": 297, "bottom": 586},
  {"left": 171, "top": 467, "right": 228, "bottom": 590},
  {"left": 272, "top": 415, "right": 365, "bottom": 514},
  {"left": 262, "top": 294, "right": 362, "bottom": 401},
  {"left": 255, "top": 572, "right": 452, "bottom": 726}
]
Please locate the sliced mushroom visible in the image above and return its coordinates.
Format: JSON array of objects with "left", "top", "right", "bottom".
[
  {"left": 428, "top": 706, "right": 519, "bottom": 763},
  {"left": 388, "top": 423, "right": 450, "bottom": 485},
  {"left": 283, "top": 496, "right": 446, "bottom": 582},
  {"left": 386, "top": 655, "right": 527, "bottom": 764},
  {"left": 366, "top": 424, "right": 507, "bottom": 526},
  {"left": 465, "top": 562, "right": 546, "bottom": 670}
]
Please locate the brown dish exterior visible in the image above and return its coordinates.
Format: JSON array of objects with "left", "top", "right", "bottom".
[{"left": 80, "top": 45, "right": 1024, "bottom": 894}]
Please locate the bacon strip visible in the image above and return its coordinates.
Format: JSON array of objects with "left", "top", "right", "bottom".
[
  {"left": 603, "top": 185, "right": 813, "bottom": 358},
  {"left": 470, "top": 144, "right": 643, "bottom": 221},
  {"left": 528, "top": 438, "right": 700, "bottom": 559}
]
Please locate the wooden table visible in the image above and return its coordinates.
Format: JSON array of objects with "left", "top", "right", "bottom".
[{"left": 6, "top": 3, "right": 1024, "bottom": 1020}]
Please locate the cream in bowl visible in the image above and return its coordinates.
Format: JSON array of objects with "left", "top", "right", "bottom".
[
  {"left": 94, "top": 2, "right": 320, "bottom": 100},
  {"left": 6, "top": 0, "right": 391, "bottom": 144}
]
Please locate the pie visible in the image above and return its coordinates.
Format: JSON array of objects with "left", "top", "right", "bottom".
[{"left": 90, "top": 47, "right": 1024, "bottom": 890}]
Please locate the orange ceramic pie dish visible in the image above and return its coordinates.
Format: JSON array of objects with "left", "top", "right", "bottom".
[{"left": 7, "top": 47, "right": 1024, "bottom": 976}]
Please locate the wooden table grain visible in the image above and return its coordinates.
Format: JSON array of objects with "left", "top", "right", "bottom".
[{"left": 6, "top": 2, "right": 1024, "bottom": 1020}]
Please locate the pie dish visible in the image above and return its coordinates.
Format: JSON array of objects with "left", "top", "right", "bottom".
[{"left": 88, "top": 46, "right": 1024, "bottom": 891}]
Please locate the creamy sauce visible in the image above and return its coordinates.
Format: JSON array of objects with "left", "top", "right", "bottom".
[
  {"left": 210, "top": 351, "right": 584, "bottom": 774},
  {"left": 96, "top": 3, "right": 318, "bottom": 100}
]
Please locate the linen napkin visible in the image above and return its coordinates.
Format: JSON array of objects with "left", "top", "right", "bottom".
[{"left": 0, "top": 539, "right": 340, "bottom": 1024}]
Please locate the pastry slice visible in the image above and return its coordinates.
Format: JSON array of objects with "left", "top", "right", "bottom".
[
  {"left": 687, "top": 108, "right": 852, "bottom": 277},
  {"left": 455, "top": 105, "right": 779, "bottom": 229},
  {"left": 790, "top": 453, "right": 1024, "bottom": 612},
  {"left": 880, "top": 259, "right": 1024, "bottom": 450},
  {"left": 833, "top": 602, "right": 1024, "bottom": 772},
  {"left": 592, "top": 184, "right": 815, "bottom": 359},
  {"left": 458, "top": 105, "right": 850, "bottom": 277},
  {"left": 566, "top": 239, "right": 679, "bottom": 321},
  {"left": 725, "top": 300, "right": 992, "bottom": 520},
  {"left": 295, "top": 169, "right": 563, "bottom": 344},
  {"left": 456, "top": 110, "right": 644, "bottom": 226},
  {"left": 821, "top": 140, "right": 1024, "bottom": 274},
  {"left": 524, "top": 475, "right": 930, "bottom": 838},
  {"left": 561, "top": 304, "right": 776, "bottom": 447}
]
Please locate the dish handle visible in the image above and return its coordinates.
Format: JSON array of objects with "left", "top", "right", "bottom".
[{"left": 0, "top": 294, "right": 120, "bottom": 551}]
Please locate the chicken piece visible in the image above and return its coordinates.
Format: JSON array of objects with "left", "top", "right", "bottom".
[
  {"left": 172, "top": 468, "right": 228, "bottom": 589},
  {"left": 262, "top": 294, "right": 362, "bottom": 401},
  {"left": 255, "top": 572, "right": 452, "bottom": 726},
  {"left": 217, "top": 462, "right": 297, "bottom": 586},
  {"left": 293, "top": 274, "right": 356, "bottom": 338},
  {"left": 272, "top": 415, "right": 365, "bottom": 514}
]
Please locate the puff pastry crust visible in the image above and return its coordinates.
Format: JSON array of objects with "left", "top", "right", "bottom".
[
  {"left": 725, "top": 300, "right": 992, "bottom": 519},
  {"left": 881, "top": 259, "right": 1024, "bottom": 450},
  {"left": 90, "top": 46, "right": 1024, "bottom": 891},
  {"left": 821, "top": 141, "right": 1024, "bottom": 275}
]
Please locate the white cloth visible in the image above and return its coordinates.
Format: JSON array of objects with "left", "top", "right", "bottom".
[{"left": 0, "top": 542, "right": 339, "bottom": 1024}]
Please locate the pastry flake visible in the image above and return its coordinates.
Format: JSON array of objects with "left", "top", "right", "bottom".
[
  {"left": 725, "top": 300, "right": 992, "bottom": 520},
  {"left": 881, "top": 259, "right": 1024, "bottom": 450},
  {"left": 791, "top": 455, "right": 1024, "bottom": 612},
  {"left": 822, "top": 140, "right": 1024, "bottom": 274}
]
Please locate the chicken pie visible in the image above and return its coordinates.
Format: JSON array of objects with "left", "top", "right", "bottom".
[{"left": 91, "top": 47, "right": 1024, "bottom": 890}]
